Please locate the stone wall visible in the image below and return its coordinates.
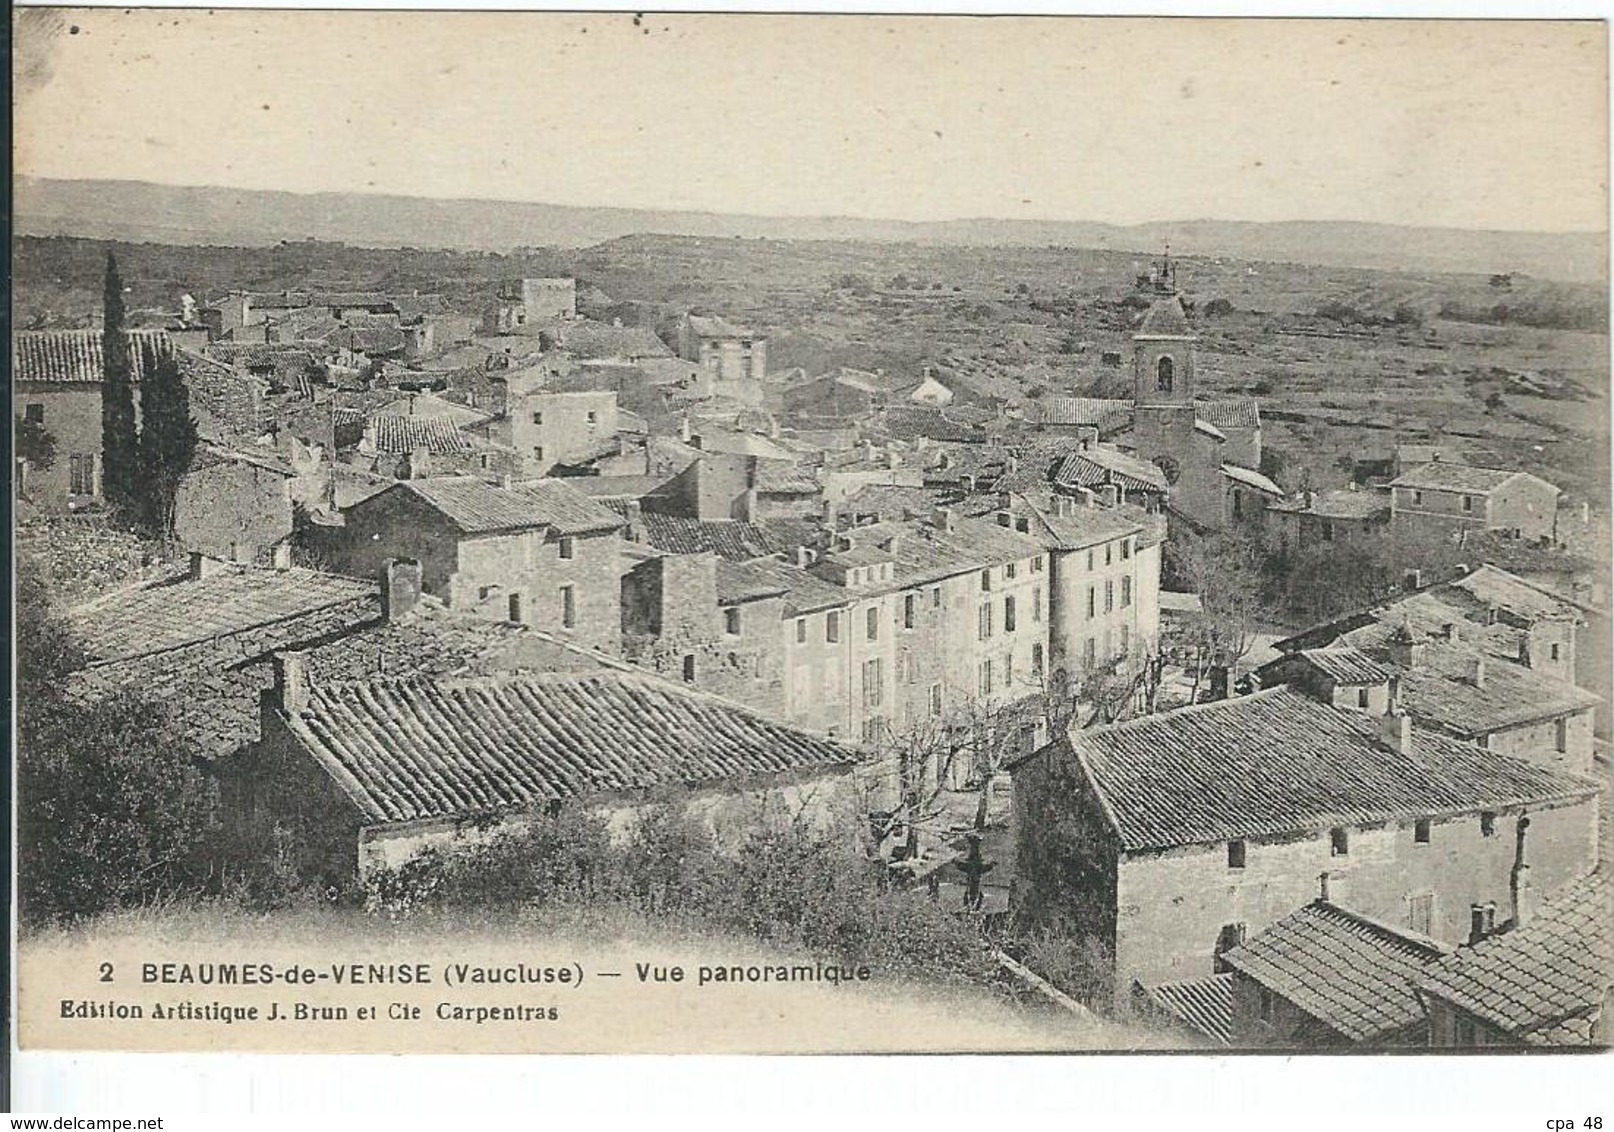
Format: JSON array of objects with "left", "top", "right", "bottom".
[{"left": 1111, "top": 797, "right": 1598, "bottom": 995}]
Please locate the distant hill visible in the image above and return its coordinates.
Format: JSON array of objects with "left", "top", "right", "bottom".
[{"left": 14, "top": 176, "right": 1607, "bottom": 284}]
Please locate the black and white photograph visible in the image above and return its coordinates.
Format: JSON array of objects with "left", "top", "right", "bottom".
[{"left": 8, "top": 6, "right": 1611, "bottom": 1084}]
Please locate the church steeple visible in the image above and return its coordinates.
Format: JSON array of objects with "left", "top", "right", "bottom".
[{"left": 1133, "top": 245, "right": 1197, "bottom": 407}]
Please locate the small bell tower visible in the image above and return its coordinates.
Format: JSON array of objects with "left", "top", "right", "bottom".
[{"left": 1133, "top": 243, "right": 1197, "bottom": 407}]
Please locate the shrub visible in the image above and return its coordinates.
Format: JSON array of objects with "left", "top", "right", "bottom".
[{"left": 364, "top": 802, "right": 996, "bottom": 985}]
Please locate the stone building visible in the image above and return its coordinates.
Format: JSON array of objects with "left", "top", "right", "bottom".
[
  {"left": 326, "top": 476, "right": 624, "bottom": 652},
  {"left": 1007, "top": 685, "right": 1601, "bottom": 1007},
  {"left": 1267, "top": 564, "right": 1600, "bottom": 773},
  {"left": 172, "top": 446, "right": 296, "bottom": 562},
  {"left": 475, "top": 370, "right": 620, "bottom": 477},
  {"left": 643, "top": 450, "right": 823, "bottom": 522},
  {"left": 1266, "top": 488, "right": 1392, "bottom": 552},
  {"left": 1119, "top": 290, "right": 1281, "bottom": 534},
  {"left": 989, "top": 493, "right": 1162, "bottom": 677},
  {"left": 1418, "top": 870, "right": 1611, "bottom": 1047},
  {"left": 1388, "top": 463, "right": 1561, "bottom": 542},
  {"left": 225, "top": 660, "right": 863, "bottom": 883},
  {"left": 676, "top": 314, "right": 768, "bottom": 389},
  {"left": 13, "top": 329, "right": 169, "bottom": 507},
  {"left": 483, "top": 278, "right": 578, "bottom": 333},
  {"left": 1211, "top": 896, "right": 1453, "bottom": 1047}
]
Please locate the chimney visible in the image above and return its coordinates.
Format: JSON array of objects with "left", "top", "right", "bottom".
[
  {"left": 1005, "top": 454, "right": 1020, "bottom": 474},
  {"left": 1099, "top": 484, "right": 1120, "bottom": 508},
  {"left": 1318, "top": 871, "right": 1331, "bottom": 903},
  {"left": 932, "top": 507, "right": 956, "bottom": 533},
  {"left": 794, "top": 545, "right": 817, "bottom": 568},
  {"left": 273, "top": 651, "right": 309, "bottom": 715},
  {"left": 189, "top": 551, "right": 222, "bottom": 581},
  {"left": 382, "top": 558, "right": 424, "bottom": 621},
  {"left": 623, "top": 499, "right": 644, "bottom": 542},
  {"left": 962, "top": 474, "right": 977, "bottom": 494},
  {"left": 271, "top": 543, "right": 293, "bottom": 571},
  {"left": 229, "top": 540, "right": 252, "bottom": 565},
  {"left": 1403, "top": 568, "right": 1422, "bottom": 592},
  {"left": 500, "top": 473, "right": 514, "bottom": 489},
  {"left": 1377, "top": 710, "right": 1414, "bottom": 756},
  {"left": 1441, "top": 622, "right": 1459, "bottom": 642},
  {"left": 1053, "top": 494, "right": 1074, "bottom": 518},
  {"left": 1469, "top": 655, "right": 1486, "bottom": 689},
  {"left": 679, "top": 415, "right": 692, "bottom": 443},
  {"left": 1468, "top": 902, "right": 1497, "bottom": 945},
  {"left": 1510, "top": 817, "right": 1534, "bottom": 928}
]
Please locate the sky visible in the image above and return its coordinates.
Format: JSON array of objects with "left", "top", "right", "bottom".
[{"left": 12, "top": 9, "right": 1609, "bottom": 232}]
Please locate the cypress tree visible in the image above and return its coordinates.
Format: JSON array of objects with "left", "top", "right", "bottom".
[
  {"left": 100, "top": 251, "right": 139, "bottom": 513},
  {"left": 136, "top": 345, "right": 198, "bottom": 537}
]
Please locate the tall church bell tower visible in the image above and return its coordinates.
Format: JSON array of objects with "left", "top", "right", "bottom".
[{"left": 1133, "top": 248, "right": 1197, "bottom": 408}]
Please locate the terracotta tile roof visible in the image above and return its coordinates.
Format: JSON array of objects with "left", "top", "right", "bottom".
[
  {"left": 1052, "top": 447, "right": 1170, "bottom": 494},
  {"left": 394, "top": 477, "right": 625, "bottom": 535},
  {"left": 365, "top": 414, "right": 476, "bottom": 455},
  {"left": 1137, "top": 974, "right": 1235, "bottom": 1045},
  {"left": 1389, "top": 463, "right": 1554, "bottom": 495},
  {"left": 1036, "top": 687, "right": 1599, "bottom": 853},
  {"left": 830, "top": 515, "right": 1047, "bottom": 591},
  {"left": 1015, "top": 501, "right": 1143, "bottom": 552},
  {"left": 751, "top": 460, "right": 821, "bottom": 495},
  {"left": 1296, "top": 647, "right": 1394, "bottom": 686},
  {"left": 13, "top": 329, "right": 172, "bottom": 385},
  {"left": 877, "top": 407, "right": 988, "bottom": 444},
  {"left": 841, "top": 484, "right": 956, "bottom": 522},
  {"left": 568, "top": 474, "right": 672, "bottom": 500},
  {"left": 303, "top": 600, "right": 612, "bottom": 685},
  {"left": 1194, "top": 397, "right": 1261, "bottom": 431},
  {"left": 1270, "top": 489, "right": 1391, "bottom": 521},
  {"left": 1220, "top": 901, "right": 1450, "bottom": 1042},
  {"left": 1136, "top": 296, "right": 1195, "bottom": 337},
  {"left": 1418, "top": 871, "right": 1612, "bottom": 1045},
  {"left": 734, "top": 558, "right": 852, "bottom": 615},
  {"left": 372, "top": 392, "right": 492, "bottom": 428},
  {"left": 1449, "top": 565, "right": 1585, "bottom": 625},
  {"left": 1273, "top": 566, "right": 1568, "bottom": 662},
  {"left": 1388, "top": 645, "right": 1601, "bottom": 738},
  {"left": 714, "top": 559, "right": 793, "bottom": 605},
  {"left": 625, "top": 513, "right": 818, "bottom": 562},
  {"left": 287, "top": 670, "right": 861, "bottom": 825},
  {"left": 1036, "top": 396, "right": 1133, "bottom": 431},
  {"left": 70, "top": 564, "right": 376, "bottom": 666}
]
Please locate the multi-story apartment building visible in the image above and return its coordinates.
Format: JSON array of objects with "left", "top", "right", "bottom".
[{"left": 327, "top": 475, "right": 624, "bottom": 652}]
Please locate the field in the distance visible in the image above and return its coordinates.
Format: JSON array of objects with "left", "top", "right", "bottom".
[{"left": 14, "top": 232, "right": 1609, "bottom": 502}]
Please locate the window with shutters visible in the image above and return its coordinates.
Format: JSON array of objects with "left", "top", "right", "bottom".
[
  {"left": 560, "top": 585, "right": 576, "bottom": 629},
  {"left": 826, "top": 612, "right": 840, "bottom": 643},
  {"left": 1121, "top": 575, "right": 1132, "bottom": 607},
  {"left": 1004, "top": 596, "right": 1017, "bottom": 633},
  {"left": 978, "top": 603, "right": 993, "bottom": 640},
  {"left": 1408, "top": 893, "right": 1435, "bottom": 936},
  {"left": 68, "top": 454, "right": 96, "bottom": 495},
  {"left": 866, "top": 606, "right": 880, "bottom": 641},
  {"left": 904, "top": 593, "right": 916, "bottom": 629},
  {"left": 863, "top": 659, "right": 882, "bottom": 708}
]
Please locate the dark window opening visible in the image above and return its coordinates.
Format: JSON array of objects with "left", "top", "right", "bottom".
[
  {"left": 1414, "top": 818, "right": 1431, "bottom": 844},
  {"left": 1330, "top": 827, "right": 1350, "bottom": 857},
  {"left": 1156, "top": 355, "right": 1174, "bottom": 393},
  {"left": 1227, "top": 840, "right": 1246, "bottom": 870}
]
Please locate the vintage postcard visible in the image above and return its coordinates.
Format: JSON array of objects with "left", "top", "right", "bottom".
[{"left": 9, "top": 9, "right": 1611, "bottom": 1060}]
